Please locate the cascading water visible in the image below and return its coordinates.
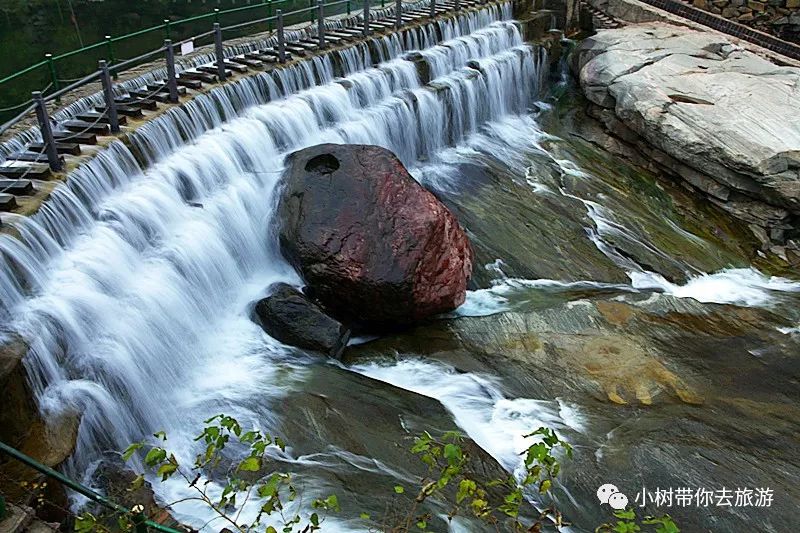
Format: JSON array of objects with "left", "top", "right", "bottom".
[
  {"left": 0, "top": 4, "right": 566, "bottom": 528},
  {"left": 4, "top": 0, "right": 800, "bottom": 529}
]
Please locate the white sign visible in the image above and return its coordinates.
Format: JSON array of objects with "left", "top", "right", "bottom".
[{"left": 180, "top": 40, "right": 195, "bottom": 56}]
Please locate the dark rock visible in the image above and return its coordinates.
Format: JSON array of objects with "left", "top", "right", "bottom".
[
  {"left": 277, "top": 144, "right": 473, "bottom": 328},
  {"left": 253, "top": 283, "right": 350, "bottom": 358}
]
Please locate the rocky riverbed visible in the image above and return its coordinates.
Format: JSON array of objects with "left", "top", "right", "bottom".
[{"left": 575, "top": 23, "right": 800, "bottom": 262}]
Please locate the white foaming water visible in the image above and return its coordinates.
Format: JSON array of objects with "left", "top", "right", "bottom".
[
  {"left": 351, "top": 359, "right": 585, "bottom": 471},
  {"left": 629, "top": 268, "right": 800, "bottom": 307},
  {"left": 0, "top": 6, "right": 553, "bottom": 528},
  {"left": 456, "top": 277, "right": 636, "bottom": 317}
]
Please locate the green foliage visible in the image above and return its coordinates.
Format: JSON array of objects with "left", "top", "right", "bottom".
[
  {"left": 375, "top": 426, "right": 573, "bottom": 532},
  {"left": 120, "top": 415, "right": 339, "bottom": 533},
  {"left": 596, "top": 508, "right": 680, "bottom": 533}
]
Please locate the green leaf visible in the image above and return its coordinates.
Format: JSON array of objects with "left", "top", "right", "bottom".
[
  {"left": 614, "top": 509, "right": 636, "bottom": 521},
  {"left": 310, "top": 513, "right": 320, "bottom": 526},
  {"left": 456, "top": 479, "right": 476, "bottom": 503},
  {"left": 265, "top": 527, "right": 277, "bottom": 533},
  {"left": 144, "top": 447, "right": 167, "bottom": 466},
  {"left": 121, "top": 442, "right": 144, "bottom": 462},
  {"left": 416, "top": 520, "right": 427, "bottom": 530},
  {"left": 153, "top": 431, "right": 167, "bottom": 441},
  {"left": 238, "top": 456, "right": 262, "bottom": 472},
  {"left": 394, "top": 485, "right": 405, "bottom": 494},
  {"left": 443, "top": 443, "right": 462, "bottom": 465},
  {"left": 157, "top": 462, "right": 177, "bottom": 481},
  {"left": 360, "top": 513, "right": 371, "bottom": 520},
  {"left": 539, "top": 479, "right": 552, "bottom": 494},
  {"left": 128, "top": 474, "right": 145, "bottom": 491},
  {"left": 74, "top": 513, "right": 97, "bottom": 533},
  {"left": 325, "top": 494, "right": 340, "bottom": 512}
]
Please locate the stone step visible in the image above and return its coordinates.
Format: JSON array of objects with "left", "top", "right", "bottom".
[
  {"left": 115, "top": 97, "right": 159, "bottom": 110},
  {"left": 220, "top": 60, "right": 249, "bottom": 73},
  {"left": 75, "top": 112, "right": 128, "bottom": 126},
  {"left": 0, "top": 193, "right": 18, "bottom": 212},
  {"left": 96, "top": 105, "right": 144, "bottom": 118},
  {"left": 0, "top": 165, "right": 51, "bottom": 180},
  {"left": 54, "top": 131, "right": 97, "bottom": 144},
  {"left": 176, "top": 77, "right": 203, "bottom": 90},
  {"left": 327, "top": 31, "right": 357, "bottom": 40},
  {"left": 146, "top": 83, "right": 187, "bottom": 96},
  {"left": 231, "top": 57, "right": 265, "bottom": 69},
  {"left": 5, "top": 151, "right": 65, "bottom": 165},
  {"left": 258, "top": 49, "right": 293, "bottom": 60},
  {"left": 293, "top": 41, "right": 320, "bottom": 51},
  {"left": 179, "top": 70, "right": 217, "bottom": 83},
  {"left": 285, "top": 45, "right": 308, "bottom": 56},
  {"left": 129, "top": 89, "right": 171, "bottom": 103},
  {"left": 0, "top": 179, "right": 34, "bottom": 195},
  {"left": 62, "top": 120, "right": 110, "bottom": 135},
  {"left": 197, "top": 65, "right": 233, "bottom": 77},
  {"left": 29, "top": 142, "right": 82, "bottom": 156}
]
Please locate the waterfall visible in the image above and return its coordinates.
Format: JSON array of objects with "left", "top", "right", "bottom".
[{"left": 0, "top": 5, "right": 548, "bottom": 526}]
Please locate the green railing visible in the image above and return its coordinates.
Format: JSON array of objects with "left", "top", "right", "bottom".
[
  {"left": 0, "top": 0, "right": 368, "bottom": 126},
  {"left": 0, "top": 440, "right": 182, "bottom": 533}
]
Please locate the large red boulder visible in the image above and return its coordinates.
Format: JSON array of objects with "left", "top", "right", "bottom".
[{"left": 277, "top": 144, "right": 473, "bottom": 327}]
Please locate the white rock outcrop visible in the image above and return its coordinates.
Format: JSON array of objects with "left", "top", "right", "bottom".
[{"left": 576, "top": 23, "right": 800, "bottom": 247}]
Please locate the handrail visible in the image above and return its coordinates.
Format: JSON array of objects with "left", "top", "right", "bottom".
[
  {"left": 0, "top": 441, "right": 183, "bottom": 533},
  {"left": 0, "top": 0, "right": 439, "bottom": 144},
  {"left": 0, "top": 0, "right": 301, "bottom": 101}
]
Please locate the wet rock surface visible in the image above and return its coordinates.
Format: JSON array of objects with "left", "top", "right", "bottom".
[
  {"left": 253, "top": 283, "right": 350, "bottom": 358},
  {"left": 575, "top": 23, "right": 800, "bottom": 257},
  {"left": 346, "top": 288, "right": 800, "bottom": 532},
  {"left": 274, "top": 363, "right": 510, "bottom": 530},
  {"left": 277, "top": 144, "right": 473, "bottom": 328}
]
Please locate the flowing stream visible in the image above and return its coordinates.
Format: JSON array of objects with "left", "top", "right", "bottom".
[{"left": 2, "top": 3, "right": 800, "bottom": 531}]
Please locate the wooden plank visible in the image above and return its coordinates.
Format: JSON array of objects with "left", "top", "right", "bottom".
[
  {"left": 0, "top": 180, "right": 34, "bottom": 195},
  {"left": 28, "top": 142, "right": 81, "bottom": 156},
  {"left": 53, "top": 131, "right": 97, "bottom": 144}
]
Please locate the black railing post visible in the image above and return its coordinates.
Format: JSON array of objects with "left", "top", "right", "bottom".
[
  {"left": 277, "top": 10, "right": 286, "bottom": 63},
  {"left": 98, "top": 60, "right": 120, "bottom": 134},
  {"left": 455, "top": 0, "right": 460, "bottom": 10},
  {"left": 214, "top": 23, "right": 227, "bottom": 82},
  {"left": 164, "top": 40, "right": 179, "bottom": 103},
  {"left": 395, "top": 0, "right": 402, "bottom": 28},
  {"left": 32, "top": 91, "right": 63, "bottom": 172},
  {"left": 317, "top": 1, "right": 326, "bottom": 48},
  {"left": 363, "top": 0, "right": 370, "bottom": 36},
  {"left": 429, "top": 0, "right": 435, "bottom": 18}
]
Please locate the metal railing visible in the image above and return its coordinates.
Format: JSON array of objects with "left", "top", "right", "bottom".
[
  {"left": 0, "top": 0, "right": 369, "bottom": 126},
  {"left": 0, "top": 441, "right": 182, "bottom": 533},
  {"left": 1, "top": 0, "right": 472, "bottom": 174}
]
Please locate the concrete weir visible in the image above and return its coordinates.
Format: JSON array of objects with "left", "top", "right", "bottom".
[{"left": 0, "top": 0, "right": 564, "bottom": 228}]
